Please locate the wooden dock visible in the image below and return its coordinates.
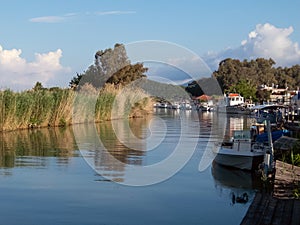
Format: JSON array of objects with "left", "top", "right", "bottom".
[{"left": 240, "top": 161, "right": 300, "bottom": 225}]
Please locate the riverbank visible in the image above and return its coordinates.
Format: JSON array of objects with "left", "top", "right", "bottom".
[{"left": 0, "top": 83, "right": 153, "bottom": 133}]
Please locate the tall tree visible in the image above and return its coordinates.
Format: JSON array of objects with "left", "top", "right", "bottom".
[{"left": 69, "top": 43, "right": 148, "bottom": 89}]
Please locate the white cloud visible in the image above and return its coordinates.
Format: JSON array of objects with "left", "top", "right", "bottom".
[
  {"left": 95, "top": 11, "right": 136, "bottom": 16},
  {"left": 29, "top": 16, "right": 65, "bottom": 23},
  {"left": 29, "top": 13, "right": 77, "bottom": 23},
  {"left": 29, "top": 11, "right": 135, "bottom": 23},
  {"left": 0, "top": 45, "right": 71, "bottom": 90},
  {"left": 204, "top": 23, "right": 300, "bottom": 70}
]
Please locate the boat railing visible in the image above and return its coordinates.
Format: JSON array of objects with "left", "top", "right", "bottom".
[{"left": 251, "top": 142, "right": 265, "bottom": 152}]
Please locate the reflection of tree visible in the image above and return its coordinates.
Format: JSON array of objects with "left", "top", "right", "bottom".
[
  {"left": 93, "top": 119, "right": 148, "bottom": 182},
  {"left": 0, "top": 127, "right": 77, "bottom": 169}
]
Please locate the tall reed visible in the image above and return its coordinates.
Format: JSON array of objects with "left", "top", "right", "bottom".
[{"left": 0, "top": 84, "right": 152, "bottom": 132}]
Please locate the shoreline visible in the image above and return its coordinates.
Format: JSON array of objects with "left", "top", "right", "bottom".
[{"left": 0, "top": 113, "right": 153, "bottom": 134}]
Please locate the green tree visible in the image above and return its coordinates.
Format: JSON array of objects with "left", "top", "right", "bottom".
[
  {"left": 69, "top": 73, "right": 83, "bottom": 88},
  {"left": 33, "top": 82, "right": 44, "bottom": 91},
  {"left": 228, "top": 79, "right": 257, "bottom": 101},
  {"left": 69, "top": 43, "right": 148, "bottom": 88}
]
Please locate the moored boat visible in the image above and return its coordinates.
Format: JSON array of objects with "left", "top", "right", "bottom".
[{"left": 213, "top": 130, "right": 266, "bottom": 170}]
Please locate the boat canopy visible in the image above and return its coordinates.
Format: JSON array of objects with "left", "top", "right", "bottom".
[{"left": 251, "top": 104, "right": 288, "bottom": 111}]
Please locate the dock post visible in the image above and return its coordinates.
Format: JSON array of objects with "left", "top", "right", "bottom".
[{"left": 264, "top": 119, "right": 274, "bottom": 175}]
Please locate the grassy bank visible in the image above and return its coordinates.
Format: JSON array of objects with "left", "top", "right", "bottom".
[{"left": 0, "top": 84, "right": 153, "bottom": 132}]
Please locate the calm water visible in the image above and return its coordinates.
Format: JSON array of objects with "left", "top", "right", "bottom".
[{"left": 0, "top": 110, "right": 261, "bottom": 225}]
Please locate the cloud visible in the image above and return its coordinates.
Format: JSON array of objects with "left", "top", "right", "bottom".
[
  {"left": 29, "top": 13, "right": 77, "bottom": 23},
  {"left": 0, "top": 45, "right": 71, "bottom": 90},
  {"left": 29, "top": 11, "right": 135, "bottom": 23},
  {"left": 204, "top": 23, "right": 300, "bottom": 70},
  {"left": 29, "top": 16, "right": 65, "bottom": 23},
  {"left": 95, "top": 11, "right": 136, "bottom": 16}
]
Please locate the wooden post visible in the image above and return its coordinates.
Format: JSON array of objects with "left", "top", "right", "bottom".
[{"left": 264, "top": 119, "right": 274, "bottom": 175}]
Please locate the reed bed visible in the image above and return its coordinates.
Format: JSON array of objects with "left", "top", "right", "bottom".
[{"left": 0, "top": 84, "right": 152, "bottom": 132}]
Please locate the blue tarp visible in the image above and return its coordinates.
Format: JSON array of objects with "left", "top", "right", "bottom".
[{"left": 256, "top": 130, "right": 290, "bottom": 143}]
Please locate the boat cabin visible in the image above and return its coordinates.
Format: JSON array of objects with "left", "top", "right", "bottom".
[{"left": 225, "top": 93, "right": 244, "bottom": 106}]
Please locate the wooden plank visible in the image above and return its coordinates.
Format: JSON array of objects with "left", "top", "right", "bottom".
[
  {"left": 280, "top": 200, "right": 293, "bottom": 225},
  {"left": 271, "top": 200, "right": 285, "bottom": 225},
  {"left": 291, "top": 200, "right": 300, "bottom": 225},
  {"left": 241, "top": 160, "right": 300, "bottom": 225},
  {"left": 274, "top": 160, "right": 300, "bottom": 199},
  {"left": 276, "top": 161, "right": 300, "bottom": 176},
  {"left": 260, "top": 197, "right": 277, "bottom": 225},
  {"left": 241, "top": 195, "right": 299, "bottom": 225},
  {"left": 254, "top": 194, "right": 272, "bottom": 224},
  {"left": 240, "top": 193, "right": 263, "bottom": 225}
]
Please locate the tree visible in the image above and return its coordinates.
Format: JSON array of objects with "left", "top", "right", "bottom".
[
  {"left": 185, "top": 80, "right": 203, "bottom": 97},
  {"left": 33, "top": 82, "right": 43, "bottom": 91},
  {"left": 213, "top": 58, "right": 277, "bottom": 92},
  {"left": 228, "top": 79, "right": 257, "bottom": 101},
  {"left": 106, "top": 63, "right": 147, "bottom": 86},
  {"left": 69, "top": 73, "right": 83, "bottom": 89},
  {"left": 69, "top": 43, "right": 148, "bottom": 88},
  {"left": 256, "top": 89, "right": 271, "bottom": 103}
]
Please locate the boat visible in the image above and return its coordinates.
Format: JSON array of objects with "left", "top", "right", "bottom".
[
  {"left": 180, "top": 102, "right": 192, "bottom": 110},
  {"left": 226, "top": 105, "right": 252, "bottom": 115},
  {"left": 213, "top": 130, "right": 266, "bottom": 170},
  {"left": 213, "top": 104, "right": 287, "bottom": 171},
  {"left": 154, "top": 102, "right": 168, "bottom": 108},
  {"left": 170, "top": 102, "right": 180, "bottom": 109},
  {"left": 217, "top": 93, "right": 253, "bottom": 115},
  {"left": 252, "top": 104, "right": 286, "bottom": 124},
  {"left": 198, "top": 102, "right": 213, "bottom": 112},
  {"left": 255, "top": 129, "right": 289, "bottom": 143}
]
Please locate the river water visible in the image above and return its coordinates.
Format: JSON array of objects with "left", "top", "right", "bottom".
[{"left": 0, "top": 109, "right": 262, "bottom": 225}]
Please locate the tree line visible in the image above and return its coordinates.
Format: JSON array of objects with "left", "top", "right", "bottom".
[{"left": 186, "top": 58, "right": 300, "bottom": 102}]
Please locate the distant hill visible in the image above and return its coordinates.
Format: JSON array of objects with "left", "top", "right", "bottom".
[{"left": 130, "top": 78, "right": 191, "bottom": 102}]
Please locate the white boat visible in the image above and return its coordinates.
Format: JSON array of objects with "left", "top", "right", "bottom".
[
  {"left": 171, "top": 102, "right": 180, "bottom": 109},
  {"left": 213, "top": 130, "right": 266, "bottom": 170},
  {"left": 180, "top": 102, "right": 192, "bottom": 110},
  {"left": 219, "top": 93, "right": 252, "bottom": 115},
  {"left": 154, "top": 102, "right": 168, "bottom": 108}
]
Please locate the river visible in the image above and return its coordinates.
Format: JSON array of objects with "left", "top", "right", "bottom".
[{"left": 0, "top": 109, "right": 262, "bottom": 225}]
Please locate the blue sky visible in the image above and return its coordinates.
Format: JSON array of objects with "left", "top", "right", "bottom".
[{"left": 0, "top": 0, "right": 300, "bottom": 90}]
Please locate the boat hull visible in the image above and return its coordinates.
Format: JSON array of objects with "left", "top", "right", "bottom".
[
  {"left": 214, "top": 152, "right": 264, "bottom": 170},
  {"left": 225, "top": 106, "right": 252, "bottom": 115},
  {"left": 215, "top": 154, "right": 264, "bottom": 170}
]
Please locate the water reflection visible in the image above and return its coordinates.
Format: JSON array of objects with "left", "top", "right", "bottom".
[
  {"left": 0, "top": 111, "right": 258, "bottom": 182},
  {"left": 209, "top": 114, "right": 262, "bottom": 206},
  {"left": 75, "top": 110, "right": 205, "bottom": 185},
  {"left": 95, "top": 119, "right": 148, "bottom": 183},
  {"left": 0, "top": 111, "right": 265, "bottom": 225},
  {"left": 74, "top": 118, "right": 149, "bottom": 183},
  {"left": 211, "top": 161, "right": 262, "bottom": 206},
  {"left": 0, "top": 127, "right": 78, "bottom": 169}
]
